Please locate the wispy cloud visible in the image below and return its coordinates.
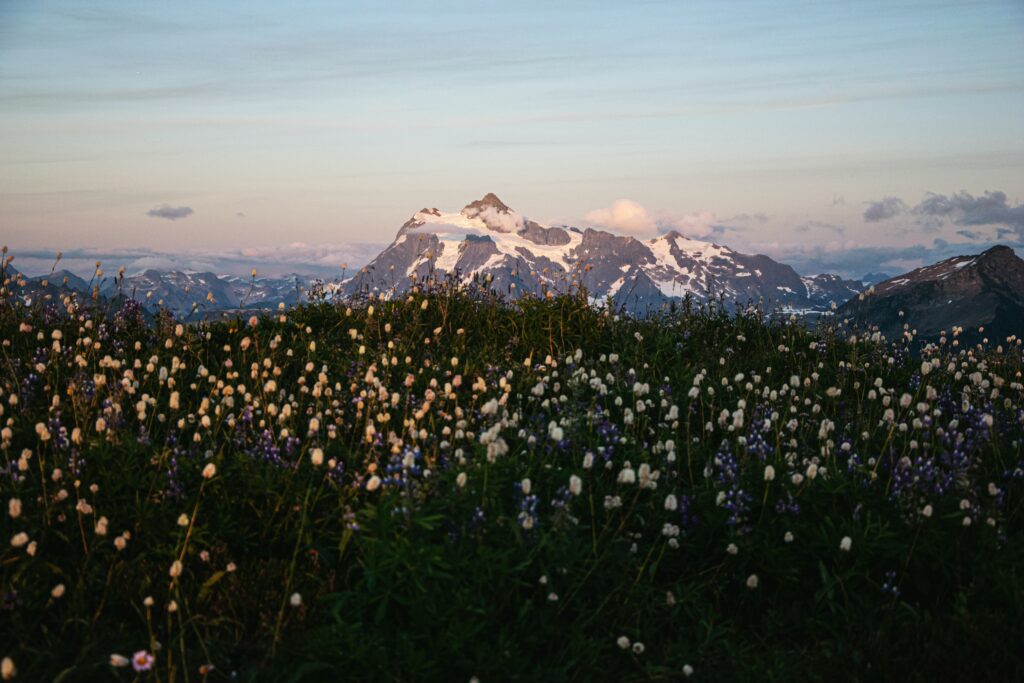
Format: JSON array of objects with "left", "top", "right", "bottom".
[
  {"left": 793, "top": 220, "right": 846, "bottom": 236},
  {"left": 729, "top": 212, "right": 769, "bottom": 223},
  {"left": 662, "top": 210, "right": 718, "bottom": 239},
  {"left": 146, "top": 204, "right": 194, "bottom": 220},
  {"left": 955, "top": 229, "right": 983, "bottom": 241}
]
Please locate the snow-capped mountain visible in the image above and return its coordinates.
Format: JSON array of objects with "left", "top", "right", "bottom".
[{"left": 344, "top": 193, "right": 863, "bottom": 313}]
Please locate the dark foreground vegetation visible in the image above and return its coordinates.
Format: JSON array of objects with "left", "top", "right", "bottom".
[{"left": 1, "top": 270, "right": 1022, "bottom": 681}]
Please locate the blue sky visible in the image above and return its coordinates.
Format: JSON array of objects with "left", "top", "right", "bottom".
[{"left": 1, "top": 0, "right": 1023, "bottom": 277}]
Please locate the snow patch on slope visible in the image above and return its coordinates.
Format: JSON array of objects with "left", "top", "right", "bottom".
[{"left": 405, "top": 210, "right": 584, "bottom": 273}]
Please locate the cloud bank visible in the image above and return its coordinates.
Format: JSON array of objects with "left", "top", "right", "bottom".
[
  {"left": 862, "top": 190, "right": 1024, "bottom": 238},
  {"left": 912, "top": 190, "right": 1024, "bottom": 235},
  {"left": 712, "top": 188, "right": 1024, "bottom": 278}
]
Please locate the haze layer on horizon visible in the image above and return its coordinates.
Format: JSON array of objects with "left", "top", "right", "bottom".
[{"left": 1, "top": 0, "right": 1023, "bottom": 278}]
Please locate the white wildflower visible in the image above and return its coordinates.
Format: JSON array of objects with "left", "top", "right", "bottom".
[
  {"left": 569, "top": 475, "right": 582, "bottom": 496},
  {"left": 1, "top": 657, "right": 14, "bottom": 680}
]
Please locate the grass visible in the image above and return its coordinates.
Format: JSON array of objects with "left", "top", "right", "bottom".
[{"left": 0, "top": 270, "right": 1022, "bottom": 681}]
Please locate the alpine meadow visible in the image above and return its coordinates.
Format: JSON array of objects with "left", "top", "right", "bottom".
[
  {"left": 2, "top": 1, "right": 1024, "bottom": 681},
  {"left": 1, "top": 258, "right": 1022, "bottom": 680}
]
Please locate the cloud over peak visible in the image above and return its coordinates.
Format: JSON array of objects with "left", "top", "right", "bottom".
[
  {"left": 584, "top": 199, "right": 656, "bottom": 236},
  {"left": 146, "top": 204, "right": 194, "bottom": 220},
  {"left": 584, "top": 199, "right": 718, "bottom": 239}
]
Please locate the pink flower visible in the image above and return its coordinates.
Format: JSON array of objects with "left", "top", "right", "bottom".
[{"left": 132, "top": 650, "right": 155, "bottom": 672}]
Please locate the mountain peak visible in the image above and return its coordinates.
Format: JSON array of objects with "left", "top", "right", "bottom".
[
  {"left": 463, "top": 193, "right": 511, "bottom": 214},
  {"left": 461, "top": 193, "right": 522, "bottom": 233},
  {"left": 979, "top": 244, "right": 1016, "bottom": 260}
]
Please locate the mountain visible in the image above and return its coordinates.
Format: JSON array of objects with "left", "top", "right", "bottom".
[
  {"left": 0, "top": 268, "right": 89, "bottom": 305},
  {"left": 4, "top": 265, "right": 316, "bottom": 316},
  {"left": 98, "top": 270, "right": 312, "bottom": 313},
  {"left": 220, "top": 274, "right": 309, "bottom": 308},
  {"left": 32, "top": 269, "right": 90, "bottom": 292},
  {"left": 860, "top": 272, "right": 891, "bottom": 286},
  {"left": 99, "top": 270, "right": 241, "bottom": 312},
  {"left": 343, "top": 193, "right": 864, "bottom": 313},
  {"left": 838, "top": 245, "right": 1024, "bottom": 342}
]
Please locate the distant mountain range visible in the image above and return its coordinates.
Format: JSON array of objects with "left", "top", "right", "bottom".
[
  {"left": 838, "top": 245, "right": 1024, "bottom": 343},
  {"left": 7, "top": 267, "right": 311, "bottom": 315},
  {"left": 341, "top": 193, "right": 865, "bottom": 314},
  {"left": 5, "top": 194, "right": 1020, "bottom": 340}
]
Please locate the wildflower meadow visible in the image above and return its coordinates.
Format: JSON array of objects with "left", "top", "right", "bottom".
[{"left": 1, "top": 265, "right": 1022, "bottom": 681}]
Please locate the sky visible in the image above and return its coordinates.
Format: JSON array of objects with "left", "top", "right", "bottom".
[{"left": 1, "top": 0, "right": 1023, "bottom": 278}]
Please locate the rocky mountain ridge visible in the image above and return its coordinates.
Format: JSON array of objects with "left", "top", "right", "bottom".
[{"left": 837, "top": 245, "right": 1024, "bottom": 342}]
